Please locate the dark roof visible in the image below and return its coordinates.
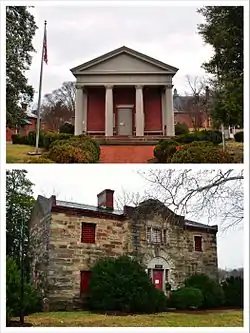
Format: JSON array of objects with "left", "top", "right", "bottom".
[
  {"left": 184, "top": 219, "right": 218, "bottom": 231},
  {"left": 56, "top": 199, "right": 124, "bottom": 216},
  {"left": 173, "top": 94, "right": 193, "bottom": 112},
  {"left": 36, "top": 195, "right": 218, "bottom": 232}
]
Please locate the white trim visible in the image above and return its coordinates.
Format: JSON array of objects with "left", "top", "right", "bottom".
[{"left": 116, "top": 104, "right": 134, "bottom": 108}]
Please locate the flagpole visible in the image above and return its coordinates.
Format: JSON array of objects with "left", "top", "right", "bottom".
[{"left": 35, "top": 20, "right": 47, "bottom": 153}]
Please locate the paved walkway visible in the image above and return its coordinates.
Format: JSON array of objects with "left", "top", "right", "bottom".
[{"left": 100, "top": 145, "right": 155, "bottom": 163}]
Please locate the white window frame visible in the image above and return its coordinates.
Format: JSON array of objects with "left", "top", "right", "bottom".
[{"left": 147, "top": 227, "right": 167, "bottom": 245}]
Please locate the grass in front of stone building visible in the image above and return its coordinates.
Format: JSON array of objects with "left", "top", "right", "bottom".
[
  {"left": 12, "top": 310, "right": 243, "bottom": 327},
  {"left": 6, "top": 143, "right": 47, "bottom": 163}
]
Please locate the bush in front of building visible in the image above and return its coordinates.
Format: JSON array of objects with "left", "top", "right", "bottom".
[
  {"left": 176, "top": 130, "right": 222, "bottom": 145},
  {"left": 221, "top": 276, "right": 243, "bottom": 308},
  {"left": 43, "top": 132, "right": 73, "bottom": 150},
  {"left": 168, "top": 287, "right": 203, "bottom": 310},
  {"left": 11, "top": 131, "right": 45, "bottom": 147},
  {"left": 59, "top": 122, "right": 75, "bottom": 134},
  {"left": 175, "top": 122, "right": 189, "bottom": 135},
  {"left": 154, "top": 139, "right": 179, "bottom": 162},
  {"left": 184, "top": 274, "right": 224, "bottom": 309},
  {"left": 170, "top": 142, "right": 233, "bottom": 163},
  {"left": 47, "top": 136, "right": 100, "bottom": 163},
  {"left": 234, "top": 131, "right": 243, "bottom": 142},
  {"left": 12, "top": 134, "right": 28, "bottom": 145},
  {"left": 6, "top": 257, "right": 42, "bottom": 322},
  {"left": 88, "top": 256, "right": 168, "bottom": 314}
]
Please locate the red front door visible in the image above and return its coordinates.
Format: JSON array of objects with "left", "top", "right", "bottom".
[{"left": 152, "top": 269, "right": 163, "bottom": 290}]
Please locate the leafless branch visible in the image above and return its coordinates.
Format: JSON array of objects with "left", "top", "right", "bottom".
[{"left": 138, "top": 169, "right": 244, "bottom": 231}]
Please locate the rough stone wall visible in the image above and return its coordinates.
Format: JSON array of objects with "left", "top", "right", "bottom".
[
  {"left": 29, "top": 204, "right": 51, "bottom": 297},
  {"left": 126, "top": 212, "right": 218, "bottom": 289},
  {"left": 46, "top": 211, "right": 128, "bottom": 308}
]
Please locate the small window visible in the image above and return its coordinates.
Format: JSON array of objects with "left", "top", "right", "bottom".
[
  {"left": 81, "top": 223, "right": 96, "bottom": 244},
  {"left": 147, "top": 227, "right": 166, "bottom": 244},
  {"left": 80, "top": 271, "right": 91, "bottom": 294},
  {"left": 194, "top": 236, "right": 202, "bottom": 251}
]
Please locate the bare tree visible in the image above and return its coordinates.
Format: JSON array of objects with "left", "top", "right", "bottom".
[
  {"left": 138, "top": 169, "right": 244, "bottom": 231},
  {"left": 42, "top": 81, "right": 76, "bottom": 112},
  {"left": 176, "top": 75, "right": 210, "bottom": 130},
  {"left": 39, "top": 81, "right": 76, "bottom": 130},
  {"left": 41, "top": 101, "right": 73, "bottom": 131}
]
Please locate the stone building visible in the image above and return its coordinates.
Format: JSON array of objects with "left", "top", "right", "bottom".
[
  {"left": 70, "top": 46, "right": 178, "bottom": 138},
  {"left": 29, "top": 189, "right": 218, "bottom": 310}
]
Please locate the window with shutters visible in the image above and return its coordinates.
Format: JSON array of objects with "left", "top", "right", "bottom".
[
  {"left": 81, "top": 223, "right": 96, "bottom": 243},
  {"left": 147, "top": 227, "right": 167, "bottom": 244},
  {"left": 194, "top": 236, "right": 202, "bottom": 251},
  {"left": 80, "top": 271, "right": 91, "bottom": 294}
]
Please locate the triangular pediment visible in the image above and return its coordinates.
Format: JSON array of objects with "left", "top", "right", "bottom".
[{"left": 71, "top": 46, "right": 178, "bottom": 75}]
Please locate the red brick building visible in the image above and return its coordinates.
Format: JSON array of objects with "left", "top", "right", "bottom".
[{"left": 6, "top": 113, "right": 37, "bottom": 142}]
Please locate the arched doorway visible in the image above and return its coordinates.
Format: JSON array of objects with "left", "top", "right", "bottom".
[{"left": 146, "top": 256, "right": 171, "bottom": 293}]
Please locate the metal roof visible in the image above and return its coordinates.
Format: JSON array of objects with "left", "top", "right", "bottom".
[
  {"left": 56, "top": 199, "right": 124, "bottom": 216},
  {"left": 184, "top": 219, "right": 217, "bottom": 230}
]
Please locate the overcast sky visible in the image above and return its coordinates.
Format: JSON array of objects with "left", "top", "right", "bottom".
[
  {"left": 25, "top": 4, "right": 213, "bottom": 106},
  {"left": 7, "top": 165, "right": 244, "bottom": 270}
]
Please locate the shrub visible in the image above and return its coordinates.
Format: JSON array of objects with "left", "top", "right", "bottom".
[
  {"left": 47, "top": 143, "right": 88, "bottom": 163},
  {"left": 176, "top": 132, "right": 200, "bottom": 144},
  {"left": 59, "top": 122, "right": 74, "bottom": 134},
  {"left": 185, "top": 274, "right": 224, "bottom": 309},
  {"left": 234, "top": 131, "right": 243, "bottom": 142},
  {"left": 88, "top": 256, "right": 168, "bottom": 313},
  {"left": 12, "top": 134, "right": 28, "bottom": 145},
  {"left": 221, "top": 276, "right": 243, "bottom": 308},
  {"left": 43, "top": 132, "right": 73, "bottom": 150},
  {"left": 199, "top": 130, "right": 222, "bottom": 144},
  {"left": 175, "top": 122, "right": 189, "bottom": 135},
  {"left": 168, "top": 287, "right": 203, "bottom": 310},
  {"left": 27, "top": 131, "right": 44, "bottom": 147},
  {"left": 154, "top": 139, "right": 179, "bottom": 162},
  {"left": 171, "top": 144, "right": 233, "bottom": 163},
  {"left": 47, "top": 136, "right": 100, "bottom": 163},
  {"left": 6, "top": 257, "right": 42, "bottom": 321},
  {"left": 176, "top": 130, "right": 222, "bottom": 145}
]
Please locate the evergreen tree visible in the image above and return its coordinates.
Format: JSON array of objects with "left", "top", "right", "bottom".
[
  {"left": 6, "top": 169, "right": 35, "bottom": 279},
  {"left": 197, "top": 6, "right": 243, "bottom": 126},
  {"left": 6, "top": 6, "right": 37, "bottom": 127}
]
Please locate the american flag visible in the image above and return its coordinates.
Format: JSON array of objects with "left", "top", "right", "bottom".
[{"left": 43, "top": 21, "right": 48, "bottom": 64}]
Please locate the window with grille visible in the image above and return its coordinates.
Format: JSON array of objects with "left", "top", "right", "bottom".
[
  {"left": 80, "top": 271, "right": 91, "bottom": 294},
  {"left": 147, "top": 227, "right": 167, "bottom": 244},
  {"left": 81, "top": 223, "right": 96, "bottom": 243},
  {"left": 194, "top": 236, "right": 202, "bottom": 251}
]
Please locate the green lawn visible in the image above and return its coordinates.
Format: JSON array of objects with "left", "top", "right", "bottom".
[
  {"left": 6, "top": 144, "right": 47, "bottom": 163},
  {"left": 12, "top": 310, "right": 243, "bottom": 327},
  {"left": 221, "top": 141, "right": 244, "bottom": 163}
]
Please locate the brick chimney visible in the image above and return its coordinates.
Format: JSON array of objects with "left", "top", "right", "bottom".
[
  {"left": 97, "top": 189, "right": 114, "bottom": 210},
  {"left": 51, "top": 195, "right": 56, "bottom": 206}
]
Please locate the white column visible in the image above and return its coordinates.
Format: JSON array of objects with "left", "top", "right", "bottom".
[
  {"left": 135, "top": 85, "right": 144, "bottom": 136},
  {"left": 161, "top": 88, "right": 167, "bottom": 135},
  {"left": 82, "top": 88, "right": 87, "bottom": 134},
  {"left": 165, "top": 85, "right": 175, "bottom": 136},
  {"left": 75, "top": 85, "right": 84, "bottom": 135},
  {"left": 105, "top": 85, "right": 113, "bottom": 136}
]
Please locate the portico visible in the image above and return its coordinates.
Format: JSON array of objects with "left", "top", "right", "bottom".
[{"left": 71, "top": 46, "right": 178, "bottom": 138}]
